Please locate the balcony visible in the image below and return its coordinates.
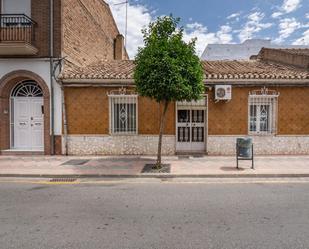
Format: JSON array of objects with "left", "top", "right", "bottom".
[{"left": 0, "top": 14, "right": 38, "bottom": 55}]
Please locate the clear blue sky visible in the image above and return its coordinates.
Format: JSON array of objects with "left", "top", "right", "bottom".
[{"left": 109, "top": 0, "right": 309, "bottom": 57}]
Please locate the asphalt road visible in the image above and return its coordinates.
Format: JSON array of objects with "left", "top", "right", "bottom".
[{"left": 0, "top": 178, "right": 309, "bottom": 249}]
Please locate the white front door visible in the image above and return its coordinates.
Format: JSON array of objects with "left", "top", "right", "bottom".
[
  {"left": 191, "top": 109, "right": 206, "bottom": 151},
  {"left": 176, "top": 108, "right": 206, "bottom": 153},
  {"left": 13, "top": 97, "right": 44, "bottom": 151}
]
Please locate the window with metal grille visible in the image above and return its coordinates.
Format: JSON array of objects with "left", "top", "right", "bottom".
[
  {"left": 109, "top": 94, "right": 138, "bottom": 134},
  {"left": 248, "top": 88, "right": 279, "bottom": 135}
]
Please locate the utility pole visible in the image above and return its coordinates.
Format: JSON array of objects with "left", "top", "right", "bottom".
[{"left": 114, "top": 1, "right": 128, "bottom": 48}]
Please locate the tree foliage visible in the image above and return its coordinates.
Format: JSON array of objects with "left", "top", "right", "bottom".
[
  {"left": 134, "top": 15, "right": 204, "bottom": 168},
  {"left": 134, "top": 15, "right": 204, "bottom": 102}
]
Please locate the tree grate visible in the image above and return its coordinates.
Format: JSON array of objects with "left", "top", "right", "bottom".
[{"left": 142, "top": 164, "right": 171, "bottom": 173}]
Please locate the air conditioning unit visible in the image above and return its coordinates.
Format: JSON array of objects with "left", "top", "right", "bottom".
[{"left": 215, "top": 85, "right": 232, "bottom": 101}]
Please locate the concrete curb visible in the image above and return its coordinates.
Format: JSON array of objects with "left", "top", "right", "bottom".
[{"left": 1, "top": 173, "right": 309, "bottom": 178}]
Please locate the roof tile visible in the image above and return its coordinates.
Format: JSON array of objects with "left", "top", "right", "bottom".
[{"left": 59, "top": 58, "right": 309, "bottom": 82}]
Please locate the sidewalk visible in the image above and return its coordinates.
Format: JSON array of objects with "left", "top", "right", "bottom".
[{"left": 0, "top": 155, "right": 309, "bottom": 178}]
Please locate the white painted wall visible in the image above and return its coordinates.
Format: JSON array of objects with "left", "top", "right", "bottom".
[
  {"left": 2, "top": 0, "right": 31, "bottom": 16},
  {"left": 201, "top": 39, "right": 309, "bottom": 60},
  {"left": 0, "top": 59, "right": 62, "bottom": 135}
]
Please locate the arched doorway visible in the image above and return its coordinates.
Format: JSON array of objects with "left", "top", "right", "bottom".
[
  {"left": 0, "top": 70, "right": 51, "bottom": 155},
  {"left": 10, "top": 80, "right": 44, "bottom": 151}
]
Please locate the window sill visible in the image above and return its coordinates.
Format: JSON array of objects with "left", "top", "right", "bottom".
[
  {"left": 248, "top": 133, "right": 277, "bottom": 137},
  {"left": 110, "top": 133, "right": 138, "bottom": 136}
]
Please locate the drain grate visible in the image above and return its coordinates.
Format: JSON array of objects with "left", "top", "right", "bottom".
[
  {"left": 61, "top": 159, "right": 89, "bottom": 166},
  {"left": 178, "top": 155, "right": 190, "bottom": 159},
  {"left": 50, "top": 178, "right": 77, "bottom": 183}
]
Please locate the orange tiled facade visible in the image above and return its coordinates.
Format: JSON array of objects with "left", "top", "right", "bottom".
[
  {"left": 207, "top": 87, "right": 309, "bottom": 135},
  {"left": 64, "top": 85, "right": 309, "bottom": 136},
  {"left": 60, "top": 47, "right": 309, "bottom": 155},
  {"left": 64, "top": 87, "right": 176, "bottom": 135}
]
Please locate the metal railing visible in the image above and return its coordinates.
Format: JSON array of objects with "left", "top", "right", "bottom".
[
  {"left": 0, "top": 14, "right": 36, "bottom": 44},
  {"left": 108, "top": 94, "right": 138, "bottom": 135}
]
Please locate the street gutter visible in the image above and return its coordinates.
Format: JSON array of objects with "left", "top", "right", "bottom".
[{"left": 1, "top": 173, "right": 309, "bottom": 179}]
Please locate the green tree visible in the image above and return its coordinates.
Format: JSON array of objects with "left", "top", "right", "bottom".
[{"left": 134, "top": 15, "right": 204, "bottom": 168}]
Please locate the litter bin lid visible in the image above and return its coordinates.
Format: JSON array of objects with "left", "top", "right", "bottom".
[{"left": 237, "top": 138, "right": 252, "bottom": 148}]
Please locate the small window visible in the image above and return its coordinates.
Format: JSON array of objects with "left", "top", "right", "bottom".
[
  {"left": 108, "top": 93, "right": 138, "bottom": 135},
  {"left": 11, "top": 80, "right": 43, "bottom": 97},
  {"left": 248, "top": 88, "right": 279, "bottom": 135},
  {"left": 2, "top": 0, "right": 31, "bottom": 17}
]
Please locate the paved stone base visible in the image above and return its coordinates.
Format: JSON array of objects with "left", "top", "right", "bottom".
[
  {"left": 208, "top": 135, "right": 309, "bottom": 155},
  {"left": 1, "top": 155, "right": 309, "bottom": 178},
  {"left": 65, "top": 135, "right": 176, "bottom": 155}
]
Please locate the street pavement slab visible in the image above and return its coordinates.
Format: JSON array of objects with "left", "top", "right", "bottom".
[{"left": 0, "top": 155, "right": 308, "bottom": 178}]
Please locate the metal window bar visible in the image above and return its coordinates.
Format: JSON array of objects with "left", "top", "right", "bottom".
[
  {"left": 248, "top": 95, "right": 279, "bottom": 135},
  {"left": 177, "top": 97, "right": 207, "bottom": 107},
  {"left": 108, "top": 94, "right": 138, "bottom": 135},
  {"left": 0, "top": 14, "right": 36, "bottom": 43}
]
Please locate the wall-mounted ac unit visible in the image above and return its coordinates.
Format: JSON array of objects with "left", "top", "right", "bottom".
[{"left": 215, "top": 85, "right": 232, "bottom": 101}]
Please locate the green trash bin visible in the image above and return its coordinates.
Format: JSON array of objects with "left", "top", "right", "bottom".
[
  {"left": 236, "top": 138, "right": 254, "bottom": 169},
  {"left": 237, "top": 138, "right": 252, "bottom": 158}
]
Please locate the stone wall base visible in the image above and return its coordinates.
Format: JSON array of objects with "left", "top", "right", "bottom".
[
  {"left": 64, "top": 135, "right": 176, "bottom": 156},
  {"left": 62, "top": 135, "right": 309, "bottom": 156},
  {"left": 207, "top": 135, "right": 309, "bottom": 155}
]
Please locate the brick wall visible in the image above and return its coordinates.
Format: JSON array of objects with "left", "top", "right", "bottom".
[
  {"left": 138, "top": 97, "right": 175, "bottom": 135},
  {"left": 277, "top": 87, "right": 309, "bottom": 134},
  {"left": 259, "top": 48, "right": 309, "bottom": 69},
  {"left": 0, "top": 0, "right": 62, "bottom": 58},
  {"left": 0, "top": 0, "right": 127, "bottom": 60},
  {"left": 65, "top": 86, "right": 309, "bottom": 137},
  {"left": 64, "top": 87, "right": 175, "bottom": 135},
  {"left": 53, "top": 0, "right": 62, "bottom": 57},
  {"left": 208, "top": 86, "right": 309, "bottom": 135},
  {"left": 208, "top": 87, "right": 248, "bottom": 135},
  {"left": 62, "top": 0, "right": 128, "bottom": 65},
  {"left": 0, "top": 0, "right": 126, "bottom": 60},
  {"left": 31, "top": 0, "right": 50, "bottom": 57},
  {"left": 65, "top": 87, "right": 109, "bottom": 134}
]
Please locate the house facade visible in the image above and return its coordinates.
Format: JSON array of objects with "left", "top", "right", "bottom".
[
  {"left": 204, "top": 48, "right": 309, "bottom": 155},
  {"left": 0, "top": 0, "right": 127, "bottom": 155},
  {"left": 1, "top": 0, "right": 308, "bottom": 157},
  {"left": 60, "top": 48, "right": 309, "bottom": 156}
]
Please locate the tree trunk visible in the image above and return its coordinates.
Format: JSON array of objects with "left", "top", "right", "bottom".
[{"left": 156, "top": 100, "right": 169, "bottom": 169}]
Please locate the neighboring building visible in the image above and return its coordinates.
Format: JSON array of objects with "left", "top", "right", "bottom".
[
  {"left": 59, "top": 48, "right": 309, "bottom": 156},
  {"left": 0, "top": 0, "right": 127, "bottom": 155},
  {"left": 201, "top": 39, "right": 309, "bottom": 60}
]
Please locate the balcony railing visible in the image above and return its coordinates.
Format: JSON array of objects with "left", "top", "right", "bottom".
[{"left": 0, "top": 14, "right": 36, "bottom": 44}]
